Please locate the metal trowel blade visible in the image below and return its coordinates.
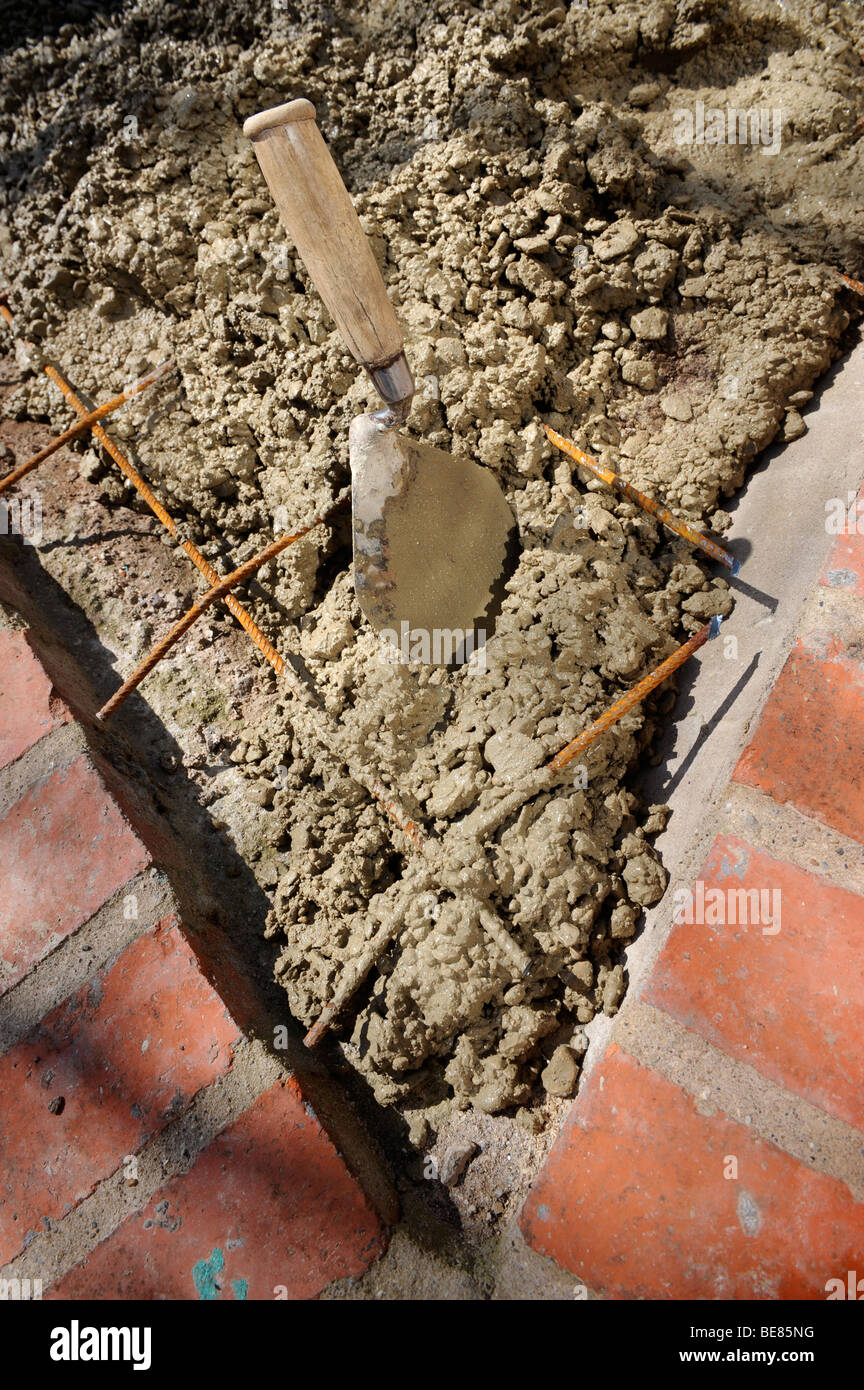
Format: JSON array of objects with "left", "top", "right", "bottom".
[{"left": 348, "top": 413, "right": 515, "bottom": 664}]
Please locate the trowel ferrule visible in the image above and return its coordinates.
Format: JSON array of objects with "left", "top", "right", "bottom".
[{"left": 366, "top": 349, "right": 414, "bottom": 429}]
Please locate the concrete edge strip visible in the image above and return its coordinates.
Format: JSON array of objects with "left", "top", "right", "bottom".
[{"left": 616, "top": 1002, "right": 864, "bottom": 1204}]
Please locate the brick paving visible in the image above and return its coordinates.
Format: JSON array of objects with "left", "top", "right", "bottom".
[{"left": 0, "top": 618, "right": 388, "bottom": 1298}]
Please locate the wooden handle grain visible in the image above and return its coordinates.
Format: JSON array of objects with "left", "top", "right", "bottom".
[{"left": 244, "top": 100, "right": 403, "bottom": 369}]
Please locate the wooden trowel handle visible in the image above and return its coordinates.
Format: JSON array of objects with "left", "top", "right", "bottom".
[{"left": 244, "top": 99, "right": 403, "bottom": 371}]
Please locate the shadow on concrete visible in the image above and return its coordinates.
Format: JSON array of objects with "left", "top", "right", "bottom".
[{"left": 647, "top": 651, "right": 761, "bottom": 805}]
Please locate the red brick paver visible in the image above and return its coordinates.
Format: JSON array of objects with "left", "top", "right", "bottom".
[
  {"left": 0, "top": 916, "right": 243, "bottom": 1266},
  {"left": 734, "top": 638, "right": 864, "bottom": 845},
  {"left": 821, "top": 484, "right": 864, "bottom": 599},
  {"left": 0, "top": 629, "right": 71, "bottom": 767},
  {"left": 646, "top": 835, "right": 864, "bottom": 1130},
  {"left": 49, "top": 1079, "right": 386, "bottom": 1301},
  {"left": 520, "top": 1045, "right": 864, "bottom": 1300},
  {"left": 0, "top": 753, "right": 152, "bottom": 997}
]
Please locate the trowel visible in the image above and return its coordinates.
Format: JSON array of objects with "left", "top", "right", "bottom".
[{"left": 244, "top": 99, "right": 515, "bottom": 662}]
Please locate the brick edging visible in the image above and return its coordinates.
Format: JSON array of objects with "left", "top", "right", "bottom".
[{"left": 0, "top": 613, "right": 393, "bottom": 1298}]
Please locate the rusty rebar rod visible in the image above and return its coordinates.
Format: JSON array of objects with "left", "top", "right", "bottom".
[
  {"left": 0, "top": 305, "right": 298, "bottom": 677},
  {"left": 96, "top": 491, "right": 350, "bottom": 721},
  {"left": 836, "top": 270, "right": 864, "bottom": 295},
  {"left": 304, "top": 618, "right": 720, "bottom": 1045},
  {"left": 0, "top": 299, "right": 428, "bottom": 851},
  {"left": 0, "top": 360, "right": 172, "bottom": 495},
  {"left": 303, "top": 894, "right": 529, "bottom": 1048},
  {"left": 543, "top": 424, "right": 738, "bottom": 572},
  {"left": 303, "top": 909, "right": 411, "bottom": 1048},
  {"left": 547, "top": 618, "right": 718, "bottom": 772},
  {"left": 456, "top": 624, "right": 719, "bottom": 856},
  {"left": 40, "top": 365, "right": 427, "bottom": 849}
]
